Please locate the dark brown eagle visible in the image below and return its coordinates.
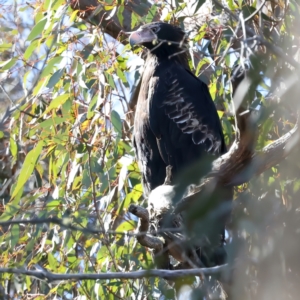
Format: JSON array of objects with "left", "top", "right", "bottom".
[{"left": 129, "top": 22, "right": 227, "bottom": 196}]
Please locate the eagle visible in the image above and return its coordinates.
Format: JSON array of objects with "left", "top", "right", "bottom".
[{"left": 129, "top": 22, "right": 227, "bottom": 196}]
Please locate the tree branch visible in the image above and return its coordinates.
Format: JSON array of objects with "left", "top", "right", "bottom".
[
  {"left": 69, "top": 0, "right": 160, "bottom": 41},
  {"left": 0, "top": 265, "right": 227, "bottom": 282},
  {"left": 0, "top": 217, "right": 181, "bottom": 237}
]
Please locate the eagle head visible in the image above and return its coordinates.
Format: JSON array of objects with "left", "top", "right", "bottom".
[{"left": 129, "top": 22, "right": 187, "bottom": 57}]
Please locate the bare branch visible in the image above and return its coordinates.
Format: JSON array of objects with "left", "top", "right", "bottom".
[
  {"left": 0, "top": 217, "right": 181, "bottom": 237},
  {"left": 0, "top": 265, "right": 228, "bottom": 282}
]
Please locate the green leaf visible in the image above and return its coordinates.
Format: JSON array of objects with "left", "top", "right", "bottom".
[
  {"left": 0, "top": 193, "right": 21, "bottom": 221},
  {"left": 111, "top": 110, "right": 122, "bottom": 135},
  {"left": 35, "top": 11, "right": 45, "bottom": 24},
  {"left": 0, "top": 58, "right": 17, "bottom": 71},
  {"left": 104, "top": 72, "right": 116, "bottom": 89},
  {"left": 116, "top": 68, "right": 127, "bottom": 84},
  {"left": 24, "top": 40, "right": 39, "bottom": 60},
  {"left": 69, "top": 9, "right": 79, "bottom": 23},
  {"left": 11, "top": 140, "right": 44, "bottom": 199},
  {"left": 38, "top": 117, "right": 68, "bottom": 130},
  {"left": 48, "top": 253, "right": 58, "bottom": 269},
  {"left": 145, "top": 5, "right": 157, "bottom": 23},
  {"left": 0, "top": 43, "right": 12, "bottom": 51},
  {"left": 195, "top": 57, "right": 211, "bottom": 77},
  {"left": 131, "top": 12, "right": 139, "bottom": 29},
  {"left": 10, "top": 225, "right": 20, "bottom": 249},
  {"left": 51, "top": 0, "right": 65, "bottom": 10},
  {"left": 228, "top": 0, "right": 238, "bottom": 10},
  {"left": 9, "top": 137, "right": 18, "bottom": 158},
  {"left": 46, "top": 199, "right": 62, "bottom": 209},
  {"left": 41, "top": 56, "right": 63, "bottom": 77},
  {"left": 87, "top": 94, "right": 99, "bottom": 119},
  {"left": 33, "top": 75, "right": 51, "bottom": 95},
  {"left": 27, "top": 18, "right": 47, "bottom": 41},
  {"left": 47, "top": 68, "right": 65, "bottom": 89},
  {"left": 43, "top": 94, "right": 70, "bottom": 115},
  {"left": 117, "top": 5, "right": 124, "bottom": 26},
  {"left": 115, "top": 221, "right": 135, "bottom": 239},
  {"left": 0, "top": 131, "right": 4, "bottom": 138}
]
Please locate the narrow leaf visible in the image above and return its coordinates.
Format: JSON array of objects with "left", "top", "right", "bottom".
[
  {"left": 9, "top": 137, "right": 18, "bottom": 158},
  {"left": 27, "top": 18, "right": 47, "bottom": 41},
  {"left": 10, "top": 225, "right": 20, "bottom": 249},
  {"left": 43, "top": 94, "right": 70, "bottom": 115},
  {"left": 47, "top": 68, "right": 65, "bottom": 89},
  {"left": 0, "top": 58, "right": 17, "bottom": 70},
  {"left": 111, "top": 110, "right": 122, "bottom": 135},
  {"left": 117, "top": 6, "right": 124, "bottom": 26},
  {"left": 11, "top": 140, "right": 44, "bottom": 199},
  {"left": 24, "top": 40, "right": 39, "bottom": 60}
]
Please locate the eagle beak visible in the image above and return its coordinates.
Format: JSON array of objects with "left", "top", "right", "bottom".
[{"left": 129, "top": 28, "right": 157, "bottom": 47}]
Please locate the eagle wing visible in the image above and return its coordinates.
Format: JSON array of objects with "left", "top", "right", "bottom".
[{"left": 149, "top": 63, "right": 226, "bottom": 172}]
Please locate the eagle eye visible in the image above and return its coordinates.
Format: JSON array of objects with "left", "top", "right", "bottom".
[{"left": 151, "top": 27, "right": 159, "bottom": 34}]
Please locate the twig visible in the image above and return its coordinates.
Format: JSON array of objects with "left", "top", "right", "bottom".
[
  {"left": 0, "top": 265, "right": 228, "bottom": 282},
  {"left": 212, "top": 0, "right": 300, "bottom": 69},
  {"left": 244, "top": 0, "right": 266, "bottom": 22},
  {"left": 0, "top": 217, "right": 182, "bottom": 237}
]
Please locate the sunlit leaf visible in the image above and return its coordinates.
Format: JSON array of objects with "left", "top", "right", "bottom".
[
  {"left": 41, "top": 56, "right": 63, "bottom": 77},
  {"left": 33, "top": 75, "right": 51, "bottom": 95},
  {"left": 131, "top": 12, "right": 139, "bottom": 29},
  {"left": 69, "top": 10, "right": 79, "bottom": 23},
  {"left": 0, "top": 58, "right": 17, "bottom": 70},
  {"left": 44, "top": 94, "right": 70, "bottom": 114},
  {"left": 23, "top": 39, "right": 39, "bottom": 60},
  {"left": 9, "top": 137, "right": 18, "bottom": 159},
  {"left": 11, "top": 140, "right": 44, "bottom": 199},
  {"left": 0, "top": 43, "right": 12, "bottom": 51},
  {"left": 144, "top": 5, "right": 157, "bottom": 23},
  {"left": 48, "top": 253, "right": 58, "bottom": 269},
  {"left": 27, "top": 18, "right": 47, "bottom": 41}
]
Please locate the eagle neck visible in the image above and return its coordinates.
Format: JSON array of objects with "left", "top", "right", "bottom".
[{"left": 146, "top": 49, "right": 189, "bottom": 69}]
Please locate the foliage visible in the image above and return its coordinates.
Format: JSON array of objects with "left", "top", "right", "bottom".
[{"left": 0, "top": 0, "right": 299, "bottom": 299}]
